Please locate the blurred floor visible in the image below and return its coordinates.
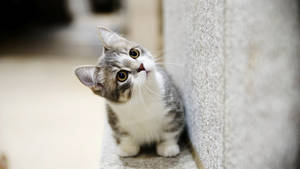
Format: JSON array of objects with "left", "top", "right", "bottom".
[
  {"left": 0, "top": 57, "right": 105, "bottom": 169},
  {"left": 0, "top": 5, "right": 124, "bottom": 169}
]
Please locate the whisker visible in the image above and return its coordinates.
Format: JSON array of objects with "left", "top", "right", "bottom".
[
  {"left": 153, "top": 58, "right": 184, "bottom": 66},
  {"left": 144, "top": 84, "right": 175, "bottom": 99},
  {"left": 155, "top": 62, "right": 184, "bottom": 68},
  {"left": 137, "top": 85, "right": 145, "bottom": 105},
  {"left": 137, "top": 85, "right": 153, "bottom": 116},
  {"left": 143, "top": 85, "right": 164, "bottom": 98},
  {"left": 150, "top": 47, "right": 179, "bottom": 56}
]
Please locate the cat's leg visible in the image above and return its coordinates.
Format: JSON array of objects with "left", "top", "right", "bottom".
[
  {"left": 156, "top": 132, "right": 180, "bottom": 157},
  {"left": 117, "top": 136, "right": 140, "bottom": 157}
]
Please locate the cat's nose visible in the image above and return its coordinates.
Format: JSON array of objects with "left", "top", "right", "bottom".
[{"left": 137, "top": 63, "right": 146, "bottom": 72}]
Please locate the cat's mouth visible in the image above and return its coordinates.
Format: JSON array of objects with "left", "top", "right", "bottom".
[{"left": 137, "top": 63, "right": 150, "bottom": 75}]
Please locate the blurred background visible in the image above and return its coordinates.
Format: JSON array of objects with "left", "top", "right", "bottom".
[
  {"left": 1, "top": 0, "right": 300, "bottom": 169},
  {"left": 0, "top": 0, "right": 162, "bottom": 169}
]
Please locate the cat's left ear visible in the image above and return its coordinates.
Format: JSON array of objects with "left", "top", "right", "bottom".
[
  {"left": 74, "top": 65, "right": 102, "bottom": 91},
  {"left": 97, "top": 26, "right": 125, "bottom": 48}
]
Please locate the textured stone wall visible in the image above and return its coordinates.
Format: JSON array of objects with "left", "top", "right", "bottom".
[{"left": 163, "top": 0, "right": 300, "bottom": 169}]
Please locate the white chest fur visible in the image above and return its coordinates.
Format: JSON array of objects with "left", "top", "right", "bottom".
[{"left": 108, "top": 72, "right": 167, "bottom": 144}]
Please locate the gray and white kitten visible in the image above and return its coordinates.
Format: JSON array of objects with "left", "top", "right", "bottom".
[{"left": 75, "top": 27, "right": 184, "bottom": 157}]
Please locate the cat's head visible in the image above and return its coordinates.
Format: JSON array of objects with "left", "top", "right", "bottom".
[{"left": 75, "top": 27, "right": 156, "bottom": 103}]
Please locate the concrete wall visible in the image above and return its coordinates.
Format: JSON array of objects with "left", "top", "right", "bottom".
[{"left": 163, "top": 0, "right": 300, "bottom": 169}]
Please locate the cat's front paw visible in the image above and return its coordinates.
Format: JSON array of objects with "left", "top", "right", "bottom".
[
  {"left": 156, "top": 142, "right": 180, "bottom": 157},
  {"left": 117, "top": 144, "right": 140, "bottom": 157}
]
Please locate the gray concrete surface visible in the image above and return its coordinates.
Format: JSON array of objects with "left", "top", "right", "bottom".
[
  {"left": 99, "top": 121, "right": 197, "bottom": 169},
  {"left": 163, "top": 0, "right": 300, "bottom": 169},
  {"left": 164, "top": 0, "right": 225, "bottom": 168},
  {"left": 224, "top": 1, "right": 299, "bottom": 169}
]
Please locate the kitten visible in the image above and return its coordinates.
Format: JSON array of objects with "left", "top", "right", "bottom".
[{"left": 75, "top": 27, "right": 184, "bottom": 157}]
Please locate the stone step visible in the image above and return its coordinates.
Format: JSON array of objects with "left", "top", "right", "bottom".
[{"left": 99, "top": 122, "right": 198, "bottom": 169}]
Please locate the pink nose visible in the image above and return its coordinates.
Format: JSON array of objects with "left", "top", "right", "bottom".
[{"left": 137, "top": 63, "right": 146, "bottom": 72}]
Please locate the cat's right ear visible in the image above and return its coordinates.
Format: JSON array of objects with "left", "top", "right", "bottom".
[
  {"left": 97, "top": 26, "right": 125, "bottom": 48},
  {"left": 74, "top": 66, "right": 101, "bottom": 89}
]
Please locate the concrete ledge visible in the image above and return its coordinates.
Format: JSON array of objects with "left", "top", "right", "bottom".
[{"left": 99, "top": 122, "right": 198, "bottom": 169}]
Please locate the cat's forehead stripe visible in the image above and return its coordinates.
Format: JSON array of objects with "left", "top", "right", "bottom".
[
  {"left": 122, "top": 60, "right": 132, "bottom": 68},
  {"left": 110, "top": 62, "right": 122, "bottom": 69}
]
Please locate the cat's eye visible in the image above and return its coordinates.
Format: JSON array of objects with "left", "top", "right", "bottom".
[
  {"left": 129, "top": 48, "right": 140, "bottom": 59},
  {"left": 116, "top": 70, "right": 128, "bottom": 82}
]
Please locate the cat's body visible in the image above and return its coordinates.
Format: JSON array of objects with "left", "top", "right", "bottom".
[
  {"left": 106, "top": 67, "right": 184, "bottom": 156},
  {"left": 107, "top": 69, "right": 166, "bottom": 144},
  {"left": 75, "top": 27, "right": 184, "bottom": 157}
]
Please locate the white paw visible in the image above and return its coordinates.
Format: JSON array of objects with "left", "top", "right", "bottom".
[
  {"left": 156, "top": 142, "right": 180, "bottom": 157},
  {"left": 117, "top": 144, "right": 140, "bottom": 157}
]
